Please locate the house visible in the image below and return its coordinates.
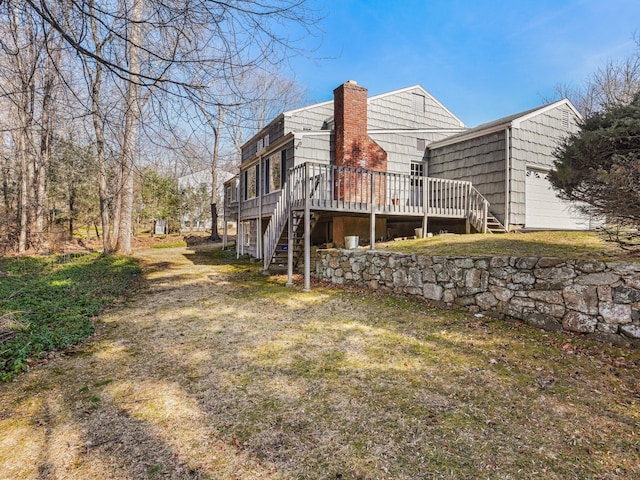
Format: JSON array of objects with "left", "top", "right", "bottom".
[
  {"left": 179, "top": 169, "right": 234, "bottom": 233},
  {"left": 223, "top": 80, "right": 587, "bottom": 289}
]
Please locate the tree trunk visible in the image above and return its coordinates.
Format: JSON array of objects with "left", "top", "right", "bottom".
[
  {"left": 34, "top": 31, "right": 60, "bottom": 248},
  {"left": 210, "top": 203, "right": 220, "bottom": 241},
  {"left": 209, "top": 104, "right": 225, "bottom": 241},
  {"left": 88, "top": 0, "right": 113, "bottom": 254},
  {"left": 115, "top": 0, "right": 143, "bottom": 255}
]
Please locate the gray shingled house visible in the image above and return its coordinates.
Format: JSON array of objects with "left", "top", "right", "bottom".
[{"left": 223, "top": 80, "right": 589, "bottom": 289}]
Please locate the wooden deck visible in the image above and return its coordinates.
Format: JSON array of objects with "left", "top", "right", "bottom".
[
  {"left": 224, "top": 161, "right": 491, "bottom": 290},
  {"left": 287, "top": 162, "right": 488, "bottom": 222}
]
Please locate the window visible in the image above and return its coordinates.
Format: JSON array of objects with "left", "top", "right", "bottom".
[
  {"left": 246, "top": 166, "right": 256, "bottom": 199},
  {"left": 416, "top": 138, "right": 426, "bottom": 151},
  {"left": 257, "top": 134, "right": 270, "bottom": 152},
  {"left": 270, "top": 152, "right": 282, "bottom": 191},
  {"left": 410, "top": 162, "right": 425, "bottom": 206},
  {"left": 230, "top": 178, "right": 238, "bottom": 202},
  {"left": 242, "top": 221, "right": 251, "bottom": 246},
  {"left": 411, "top": 163, "right": 425, "bottom": 186},
  {"left": 281, "top": 150, "right": 287, "bottom": 184},
  {"left": 255, "top": 163, "right": 260, "bottom": 196},
  {"left": 264, "top": 157, "right": 271, "bottom": 194}
]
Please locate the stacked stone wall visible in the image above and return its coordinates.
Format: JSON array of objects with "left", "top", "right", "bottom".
[{"left": 314, "top": 249, "right": 640, "bottom": 346}]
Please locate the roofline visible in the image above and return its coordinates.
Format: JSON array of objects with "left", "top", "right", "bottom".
[
  {"left": 511, "top": 98, "right": 583, "bottom": 127},
  {"left": 368, "top": 128, "right": 466, "bottom": 135},
  {"left": 368, "top": 85, "right": 465, "bottom": 128},
  {"left": 430, "top": 99, "right": 583, "bottom": 149},
  {"left": 283, "top": 99, "right": 332, "bottom": 116},
  {"left": 282, "top": 128, "right": 466, "bottom": 136},
  {"left": 239, "top": 131, "right": 295, "bottom": 170},
  {"left": 428, "top": 124, "right": 507, "bottom": 149},
  {"left": 283, "top": 84, "right": 466, "bottom": 128},
  {"left": 241, "top": 113, "right": 285, "bottom": 151}
]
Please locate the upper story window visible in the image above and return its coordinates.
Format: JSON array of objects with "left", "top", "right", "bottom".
[
  {"left": 245, "top": 166, "right": 256, "bottom": 199},
  {"left": 269, "top": 152, "right": 282, "bottom": 192},
  {"left": 257, "top": 134, "right": 270, "bottom": 152}
]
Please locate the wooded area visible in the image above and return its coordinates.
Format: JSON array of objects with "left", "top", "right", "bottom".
[{"left": 0, "top": 0, "right": 314, "bottom": 255}]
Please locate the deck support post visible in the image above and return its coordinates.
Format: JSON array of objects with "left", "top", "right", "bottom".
[
  {"left": 421, "top": 176, "right": 429, "bottom": 237},
  {"left": 286, "top": 181, "right": 294, "bottom": 287},
  {"left": 370, "top": 173, "right": 376, "bottom": 250},
  {"left": 222, "top": 213, "right": 228, "bottom": 248},
  {"left": 236, "top": 182, "right": 241, "bottom": 258},
  {"left": 303, "top": 163, "right": 311, "bottom": 292},
  {"left": 483, "top": 202, "right": 488, "bottom": 233}
]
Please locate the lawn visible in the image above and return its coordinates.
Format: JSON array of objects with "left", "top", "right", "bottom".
[
  {"left": 377, "top": 230, "right": 632, "bottom": 260},
  {"left": 1, "top": 244, "right": 638, "bottom": 479}
]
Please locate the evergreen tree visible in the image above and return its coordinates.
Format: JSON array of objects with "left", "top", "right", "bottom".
[{"left": 549, "top": 93, "right": 640, "bottom": 248}]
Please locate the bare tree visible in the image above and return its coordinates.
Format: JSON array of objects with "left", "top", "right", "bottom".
[
  {"left": 548, "top": 35, "right": 640, "bottom": 116},
  {"left": 0, "top": 1, "right": 319, "bottom": 255}
]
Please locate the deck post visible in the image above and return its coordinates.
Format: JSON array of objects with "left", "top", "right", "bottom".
[
  {"left": 286, "top": 180, "right": 294, "bottom": 287},
  {"left": 303, "top": 163, "right": 311, "bottom": 292},
  {"left": 236, "top": 181, "right": 241, "bottom": 258},
  {"left": 421, "top": 176, "right": 429, "bottom": 237},
  {"left": 370, "top": 173, "right": 376, "bottom": 250},
  {"left": 483, "top": 201, "right": 488, "bottom": 233},
  {"left": 222, "top": 211, "right": 227, "bottom": 248}
]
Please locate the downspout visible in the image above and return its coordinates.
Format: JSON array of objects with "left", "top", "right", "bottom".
[{"left": 504, "top": 127, "right": 511, "bottom": 232}]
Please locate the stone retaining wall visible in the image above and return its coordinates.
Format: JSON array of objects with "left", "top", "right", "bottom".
[{"left": 314, "top": 249, "right": 640, "bottom": 346}]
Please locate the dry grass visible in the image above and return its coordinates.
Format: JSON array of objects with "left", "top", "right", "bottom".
[
  {"left": 377, "top": 230, "right": 634, "bottom": 260},
  {"left": 1, "top": 244, "right": 639, "bottom": 479}
]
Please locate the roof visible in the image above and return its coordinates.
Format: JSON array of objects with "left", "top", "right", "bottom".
[
  {"left": 283, "top": 84, "right": 464, "bottom": 127},
  {"left": 429, "top": 98, "right": 582, "bottom": 148}
]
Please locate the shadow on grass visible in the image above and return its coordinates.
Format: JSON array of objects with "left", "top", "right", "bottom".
[{"left": 3, "top": 244, "right": 640, "bottom": 479}]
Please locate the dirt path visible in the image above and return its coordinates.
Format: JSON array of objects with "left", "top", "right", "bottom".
[{"left": 1, "top": 244, "right": 640, "bottom": 479}]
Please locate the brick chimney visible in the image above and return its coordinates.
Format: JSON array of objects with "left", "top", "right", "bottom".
[{"left": 333, "top": 80, "right": 387, "bottom": 171}]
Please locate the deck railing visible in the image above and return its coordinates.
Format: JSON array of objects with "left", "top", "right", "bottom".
[
  {"left": 259, "top": 162, "right": 490, "bottom": 270},
  {"left": 286, "top": 162, "right": 489, "bottom": 232}
]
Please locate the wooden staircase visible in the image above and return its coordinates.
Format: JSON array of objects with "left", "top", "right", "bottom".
[
  {"left": 486, "top": 212, "right": 507, "bottom": 233},
  {"left": 267, "top": 211, "right": 320, "bottom": 272}
]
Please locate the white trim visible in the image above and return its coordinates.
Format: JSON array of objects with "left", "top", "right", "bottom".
[
  {"left": 429, "top": 124, "right": 508, "bottom": 149},
  {"left": 512, "top": 99, "right": 583, "bottom": 128},
  {"left": 240, "top": 132, "right": 294, "bottom": 169},
  {"left": 284, "top": 84, "right": 466, "bottom": 128},
  {"left": 368, "top": 85, "right": 466, "bottom": 128},
  {"left": 368, "top": 128, "right": 466, "bottom": 135},
  {"left": 283, "top": 99, "right": 332, "bottom": 116}
]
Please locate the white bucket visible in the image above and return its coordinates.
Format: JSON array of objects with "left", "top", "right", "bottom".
[{"left": 344, "top": 236, "right": 359, "bottom": 249}]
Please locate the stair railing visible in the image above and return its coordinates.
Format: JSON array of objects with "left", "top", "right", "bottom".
[
  {"left": 263, "top": 178, "right": 291, "bottom": 270},
  {"left": 466, "top": 186, "right": 489, "bottom": 233}
]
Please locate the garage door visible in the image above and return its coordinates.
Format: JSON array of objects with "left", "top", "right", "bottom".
[{"left": 525, "top": 168, "right": 592, "bottom": 229}]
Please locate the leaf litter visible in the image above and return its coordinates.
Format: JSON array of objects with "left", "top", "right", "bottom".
[{"left": 0, "top": 243, "right": 639, "bottom": 479}]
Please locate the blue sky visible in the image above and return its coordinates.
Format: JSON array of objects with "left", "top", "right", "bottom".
[{"left": 287, "top": 0, "right": 640, "bottom": 127}]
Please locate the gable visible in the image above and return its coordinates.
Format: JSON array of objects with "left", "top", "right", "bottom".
[
  {"left": 282, "top": 84, "right": 465, "bottom": 134},
  {"left": 368, "top": 85, "right": 465, "bottom": 130}
]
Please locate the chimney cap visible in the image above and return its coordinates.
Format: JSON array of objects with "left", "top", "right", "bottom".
[{"left": 345, "top": 80, "right": 357, "bottom": 85}]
